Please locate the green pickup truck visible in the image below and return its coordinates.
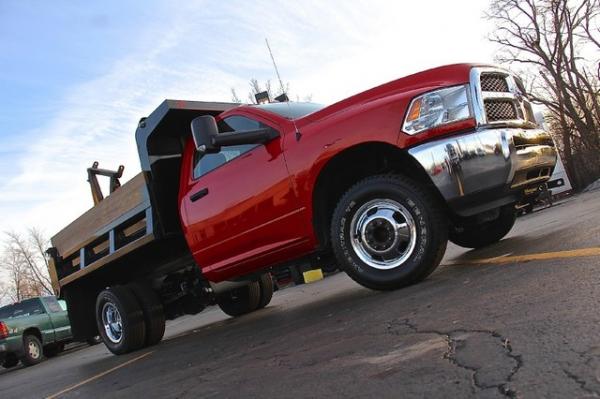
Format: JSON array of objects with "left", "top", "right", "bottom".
[{"left": 0, "top": 296, "right": 73, "bottom": 368}]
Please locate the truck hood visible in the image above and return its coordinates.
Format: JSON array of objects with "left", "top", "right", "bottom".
[{"left": 298, "top": 63, "right": 489, "bottom": 125}]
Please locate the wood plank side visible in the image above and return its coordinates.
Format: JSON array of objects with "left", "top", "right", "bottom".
[
  {"left": 48, "top": 257, "right": 60, "bottom": 296},
  {"left": 58, "top": 234, "right": 155, "bottom": 288},
  {"left": 51, "top": 173, "right": 148, "bottom": 258}
]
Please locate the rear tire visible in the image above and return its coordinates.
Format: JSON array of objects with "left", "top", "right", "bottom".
[
  {"left": 128, "top": 282, "right": 166, "bottom": 347},
  {"left": 256, "top": 274, "right": 274, "bottom": 309},
  {"left": 217, "top": 282, "right": 261, "bottom": 317},
  {"left": 21, "top": 334, "right": 44, "bottom": 367},
  {"left": 450, "top": 206, "right": 516, "bottom": 249},
  {"left": 2, "top": 353, "right": 19, "bottom": 369},
  {"left": 95, "top": 286, "right": 146, "bottom": 355},
  {"left": 331, "top": 175, "right": 448, "bottom": 291}
]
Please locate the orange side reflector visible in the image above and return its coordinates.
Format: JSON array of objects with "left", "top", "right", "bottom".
[{"left": 406, "top": 98, "right": 422, "bottom": 121}]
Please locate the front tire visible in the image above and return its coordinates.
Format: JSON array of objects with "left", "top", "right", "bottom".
[
  {"left": 331, "top": 175, "right": 447, "bottom": 291},
  {"left": 95, "top": 286, "right": 146, "bottom": 355},
  {"left": 449, "top": 206, "right": 516, "bottom": 249},
  {"left": 217, "top": 282, "right": 261, "bottom": 317},
  {"left": 21, "top": 334, "right": 44, "bottom": 367}
]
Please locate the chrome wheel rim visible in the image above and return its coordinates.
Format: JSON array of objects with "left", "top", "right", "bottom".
[
  {"left": 350, "top": 199, "right": 417, "bottom": 270},
  {"left": 101, "top": 302, "right": 123, "bottom": 344},
  {"left": 28, "top": 341, "right": 40, "bottom": 359}
]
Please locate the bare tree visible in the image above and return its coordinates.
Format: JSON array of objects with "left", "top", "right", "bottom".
[
  {"left": 298, "top": 94, "right": 314, "bottom": 102},
  {"left": 0, "top": 281, "right": 8, "bottom": 305},
  {"left": 2, "top": 247, "right": 27, "bottom": 302},
  {"left": 487, "top": 0, "right": 600, "bottom": 189},
  {"left": 231, "top": 88, "right": 242, "bottom": 104},
  {"left": 1, "top": 229, "right": 53, "bottom": 302}
]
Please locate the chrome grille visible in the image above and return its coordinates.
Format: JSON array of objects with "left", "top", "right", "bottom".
[
  {"left": 523, "top": 101, "right": 535, "bottom": 123},
  {"left": 480, "top": 74, "right": 509, "bottom": 92},
  {"left": 471, "top": 67, "right": 538, "bottom": 126},
  {"left": 484, "top": 100, "right": 517, "bottom": 121}
]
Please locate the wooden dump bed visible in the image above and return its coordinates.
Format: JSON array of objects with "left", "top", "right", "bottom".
[{"left": 49, "top": 173, "right": 155, "bottom": 292}]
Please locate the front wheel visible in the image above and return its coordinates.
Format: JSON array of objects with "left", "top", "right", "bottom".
[
  {"left": 449, "top": 206, "right": 516, "bottom": 249},
  {"left": 331, "top": 175, "right": 448, "bottom": 291}
]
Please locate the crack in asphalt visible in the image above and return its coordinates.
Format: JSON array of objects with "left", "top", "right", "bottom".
[
  {"left": 563, "top": 368, "right": 600, "bottom": 397},
  {"left": 564, "top": 347, "right": 600, "bottom": 397},
  {"left": 386, "top": 319, "right": 521, "bottom": 398}
]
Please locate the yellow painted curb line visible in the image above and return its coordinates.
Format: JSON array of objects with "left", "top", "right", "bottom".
[
  {"left": 447, "top": 247, "right": 600, "bottom": 267},
  {"left": 46, "top": 351, "right": 154, "bottom": 399}
]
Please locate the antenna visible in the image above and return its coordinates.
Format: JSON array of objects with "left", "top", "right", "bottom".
[
  {"left": 264, "top": 38, "right": 302, "bottom": 140},
  {"left": 265, "top": 38, "right": 287, "bottom": 99}
]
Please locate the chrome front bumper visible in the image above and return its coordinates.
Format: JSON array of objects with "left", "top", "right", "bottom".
[{"left": 408, "top": 128, "right": 557, "bottom": 216}]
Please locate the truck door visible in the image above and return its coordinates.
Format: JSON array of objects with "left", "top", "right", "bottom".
[
  {"left": 41, "top": 296, "right": 71, "bottom": 342},
  {"left": 16, "top": 298, "right": 55, "bottom": 343},
  {"left": 180, "top": 114, "right": 307, "bottom": 281}
]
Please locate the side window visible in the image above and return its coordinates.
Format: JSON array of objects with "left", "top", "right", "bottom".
[
  {"left": 193, "top": 115, "right": 273, "bottom": 179},
  {"left": 11, "top": 299, "right": 46, "bottom": 318},
  {"left": 42, "top": 297, "right": 64, "bottom": 313}
]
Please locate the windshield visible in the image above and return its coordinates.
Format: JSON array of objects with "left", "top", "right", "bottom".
[
  {"left": 0, "top": 298, "right": 45, "bottom": 320},
  {"left": 254, "top": 102, "right": 325, "bottom": 119}
]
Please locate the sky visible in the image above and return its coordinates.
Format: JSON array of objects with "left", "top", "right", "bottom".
[{"left": 0, "top": 0, "right": 497, "bottom": 240}]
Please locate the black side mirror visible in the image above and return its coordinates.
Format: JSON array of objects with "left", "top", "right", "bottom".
[
  {"left": 191, "top": 116, "right": 220, "bottom": 154},
  {"left": 213, "top": 129, "right": 279, "bottom": 147},
  {"left": 191, "top": 115, "right": 280, "bottom": 153}
]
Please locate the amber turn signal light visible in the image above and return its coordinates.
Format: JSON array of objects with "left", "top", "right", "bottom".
[{"left": 406, "top": 98, "right": 422, "bottom": 122}]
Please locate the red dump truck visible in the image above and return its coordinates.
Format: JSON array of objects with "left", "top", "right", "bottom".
[{"left": 47, "top": 64, "right": 557, "bottom": 355}]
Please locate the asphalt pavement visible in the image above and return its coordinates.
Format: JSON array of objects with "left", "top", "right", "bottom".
[{"left": 1, "top": 190, "right": 599, "bottom": 399}]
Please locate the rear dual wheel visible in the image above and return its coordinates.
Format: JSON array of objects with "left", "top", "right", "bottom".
[
  {"left": 95, "top": 283, "right": 165, "bottom": 355},
  {"left": 256, "top": 273, "right": 274, "bottom": 309},
  {"left": 128, "top": 283, "right": 166, "bottom": 347},
  {"left": 217, "top": 273, "right": 274, "bottom": 317},
  {"left": 96, "top": 286, "right": 146, "bottom": 355}
]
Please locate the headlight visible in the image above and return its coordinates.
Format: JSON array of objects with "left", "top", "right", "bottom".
[{"left": 402, "top": 85, "right": 471, "bottom": 135}]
